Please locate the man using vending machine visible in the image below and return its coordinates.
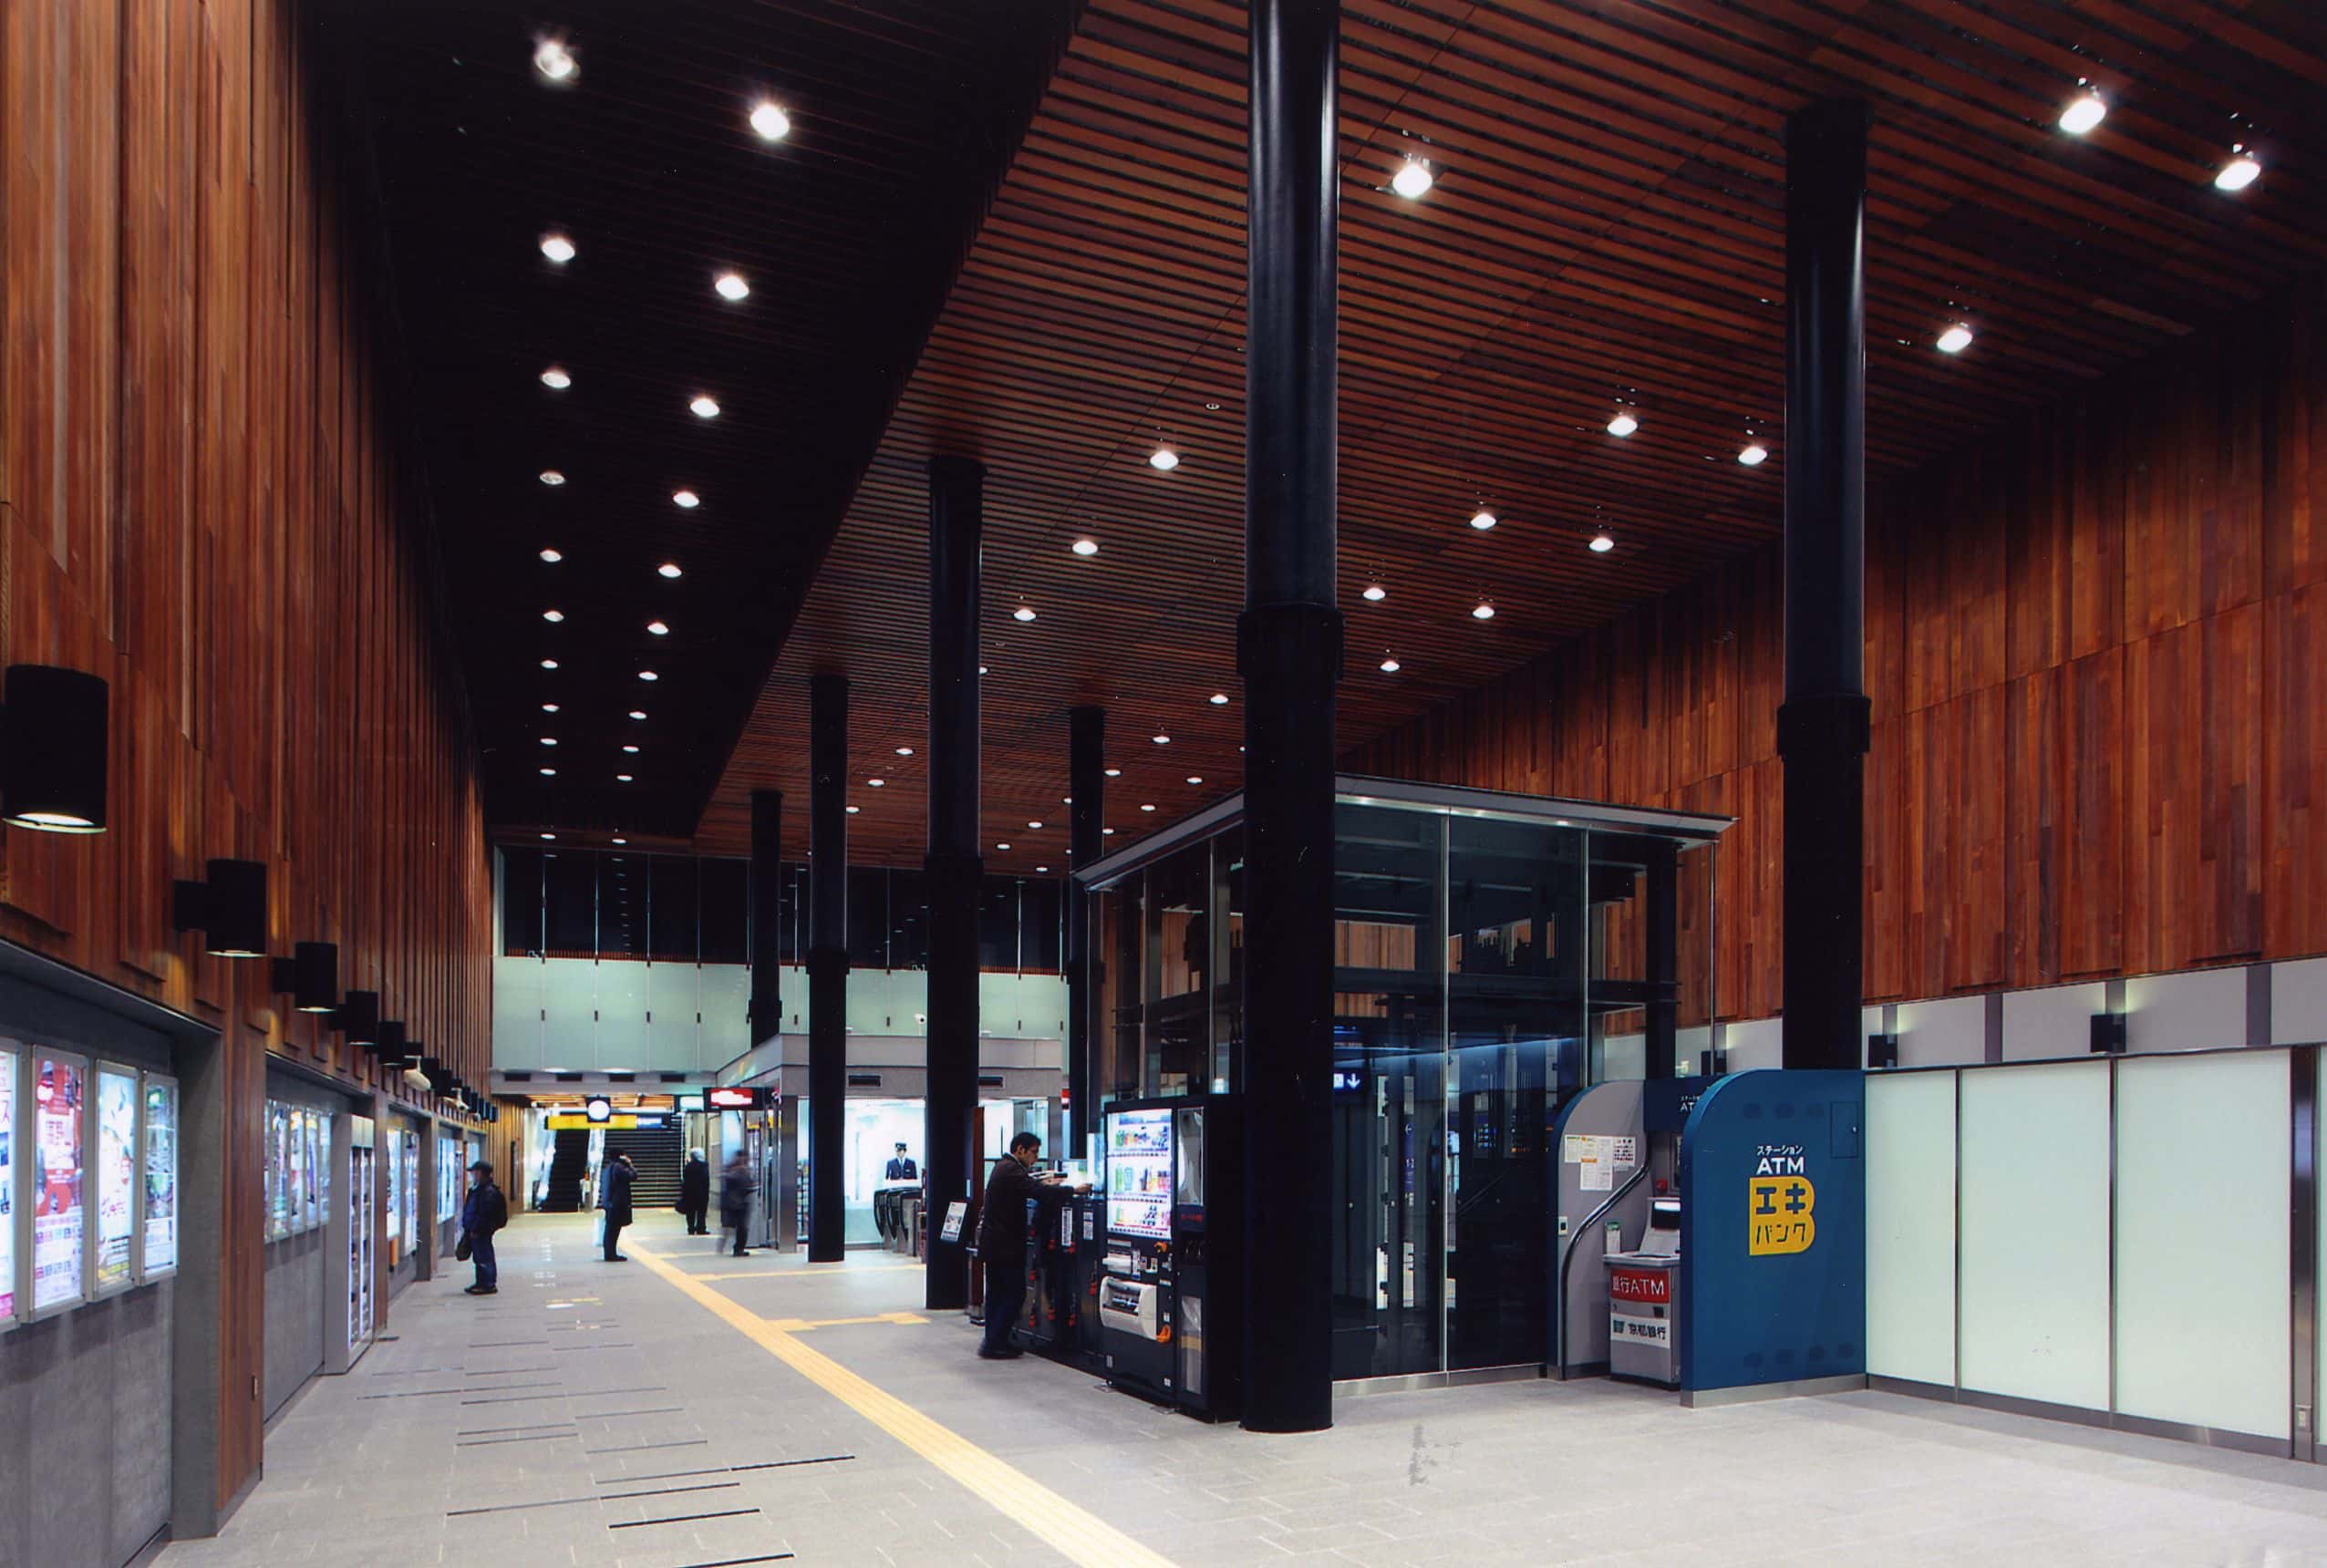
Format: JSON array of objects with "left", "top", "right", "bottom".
[{"left": 975, "top": 1132, "right": 1087, "bottom": 1359}]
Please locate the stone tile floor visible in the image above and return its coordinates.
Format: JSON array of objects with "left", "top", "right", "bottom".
[{"left": 157, "top": 1212, "right": 2327, "bottom": 1566}]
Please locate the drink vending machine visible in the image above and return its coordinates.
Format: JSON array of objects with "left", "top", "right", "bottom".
[{"left": 1096, "top": 1095, "right": 1242, "bottom": 1420}]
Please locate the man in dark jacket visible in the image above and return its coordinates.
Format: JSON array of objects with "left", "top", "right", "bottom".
[
  {"left": 678, "top": 1149, "right": 710, "bottom": 1234},
  {"left": 719, "top": 1149, "right": 758, "bottom": 1257},
  {"left": 460, "top": 1161, "right": 509, "bottom": 1295},
  {"left": 599, "top": 1151, "right": 636, "bottom": 1261},
  {"left": 975, "top": 1132, "right": 1085, "bottom": 1359}
]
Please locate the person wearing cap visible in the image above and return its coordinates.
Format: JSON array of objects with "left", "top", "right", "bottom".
[{"left": 460, "top": 1160, "right": 508, "bottom": 1295}]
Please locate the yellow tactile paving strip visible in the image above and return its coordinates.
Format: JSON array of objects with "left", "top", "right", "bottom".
[{"left": 629, "top": 1243, "right": 1178, "bottom": 1568}]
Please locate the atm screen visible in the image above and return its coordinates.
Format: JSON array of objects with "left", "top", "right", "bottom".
[{"left": 1650, "top": 1198, "right": 1681, "bottom": 1230}]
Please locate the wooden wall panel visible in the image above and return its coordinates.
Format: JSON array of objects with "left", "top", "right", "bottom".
[
  {"left": 1350, "top": 273, "right": 2327, "bottom": 1013},
  {"left": 1, "top": 0, "right": 490, "bottom": 1511}
]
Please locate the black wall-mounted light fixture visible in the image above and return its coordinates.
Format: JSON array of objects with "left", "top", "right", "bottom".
[
  {"left": 334, "top": 988, "right": 380, "bottom": 1046},
  {"left": 172, "top": 857, "right": 268, "bottom": 957},
  {"left": 377, "top": 1021, "right": 409, "bottom": 1068},
  {"left": 1, "top": 664, "right": 109, "bottom": 833},
  {"left": 2090, "top": 1012, "right": 2128, "bottom": 1055},
  {"left": 270, "top": 941, "right": 340, "bottom": 1014},
  {"left": 1866, "top": 1032, "right": 1900, "bottom": 1069}
]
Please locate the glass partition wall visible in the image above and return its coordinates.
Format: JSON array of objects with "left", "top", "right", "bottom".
[{"left": 1084, "top": 777, "right": 1724, "bottom": 1383}]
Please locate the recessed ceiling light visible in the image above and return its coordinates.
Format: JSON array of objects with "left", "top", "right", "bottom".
[
  {"left": 688, "top": 395, "right": 720, "bottom": 419},
  {"left": 1184, "top": 776, "right": 1203, "bottom": 785},
  {"left": 1607, "top": 411, "right": 1639, "bottom": 438},
  {"left": 867, "top": 778, "right": 885, "bottom": 788},
  {"left": 540, "top": 366, "right": 571, "bottom": 389},
  {"left": 1013, "top": 605, "right": 1037, "bottom": 622},
  {"left": 541, "top": 658, "right": 559, "bottom": 670},
  {"left": 750, "top": 100, "right": 791, "bottom": 141},
  {"left": 539, "top": 469, "right": 565, "bottom": 486},
  {"left": 533, "top": 38, "right": 576, "bottom": 82},
  {"left": 543, "top": 609, "right": 566, "bottom": 624},
  {"left": 1589, "top": 532, "right": 1616, "bottom": 553},
  {"left": 1739, "top": 443, "right": 1769, "bottom": 467},
  {"left": 1381, "top": 657, "right": 1401, "bottom": 672},
  {"left": 1153, "top": 734, "right": 1170, "bottom": 745},
  {"left": 637, "top": 670, "right": 658, "bottom": 681},
  {"left": 978, "top": 665, "right": 988, "bottom": 676},
  {"left": 541, "top": 832, "right": 555, "bottom": 841},
  {"left": 1103, "top": 827, "right": 1116, "bottom": 836},
  {"left": 539, "top": 232, "right": 575, "bottom": 264},
  {"left": 615, "top": 774, "right": 633, "bottom": 783},
  {"left": 539, "top": 767, "right": 556, "bottom": 777},
  {"left": 1472, "top": 602, "right": 1496, "bottom": 620},
  {"left": 1469, "top": 510, "right": 1497, "bottom": 531},
  {"left": 1391, "top": 158, "right": 1434, "bottom": 199},
  {"left": 845, "top": 804, "right": 860, "bottom": 815},
  {"left": 1103, "top": 768, "right": 1121, "bottom": 778},
  {"left": 1148, "top": 447, "right": 1179, "bottom": 471},
  {"left": 539, "top": 546, "right": 563, "bottom": 562},
  {"left": 1037, "top": 866, "right": 1050, "bottom": 873},
  {"left": 1363, "top": 584, "right": 1386, "bottom": 602},
  {"left": 646, "top": 620, "right": 668, "bottom": 636},
  {"left": 542, "top": 702, "right": 559, "bottom": 713},
  {"left": 1209, "top": 692, "right": 1229, "bottom": 705},
  {"left": 1071, "top": 538, "right": 1099, "bottom": 556},
  {"left": 623, "top": 745, "right": 639, "bottom": 754},
  {"left": 1027, "top": 820, "right": 1043, "bottom": 829},
  {"left": 2059, "top": 90, "right": 2106, "bottom": 135},
  {"left": 714, "top": 271, "right": 750, "bottom": 302},
  {"left": 996, "top": 841, "right": 1011, "bottom": 851},
  {"left": 611, "top": 837, "right": 626, "bottom": 845},
  {"left": 657, "top": 562, "right": 682, "bottom": 579},
  {"left": 895, "top": 746, "right": 914, "bottom": 756},
  {"left": 540, "top": 736, "right": 557, "bottom": 747},
  {"left": 1063, "top": 796, "right": 1073, "bottom": 804},
  {"left": 2216, "top": 152, "right": 2261, "bottom": 191},
  {"left": 1140, "top": 804, "right": 1156, "bottom": 813},
  {"left": 672, "top": 489, "right": 699, "bottom": 509},
  {"left": 1936, "top": 323, "right": 1974, "bottom": 354},
  {"left": 629, "top": 710, "right": 646, "bottom": 720}
]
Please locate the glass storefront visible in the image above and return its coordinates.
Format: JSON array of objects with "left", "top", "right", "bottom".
[{"left": 1084, "top": 776, "right": 1724, "bottom": 1381}]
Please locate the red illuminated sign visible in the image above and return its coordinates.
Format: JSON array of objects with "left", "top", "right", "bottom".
[
  {"left": 705, "top": 1086, "right": 775, "bottom": 1110},
  {"left": 1610, "top": 1266, "right": 1670, "bottom": 1305}
]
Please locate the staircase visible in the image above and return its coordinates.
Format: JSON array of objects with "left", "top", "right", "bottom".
[
  {"left": 543, "top": 1130, "right": 589, "bottom": 1212},
  {"left": 606, "top": 1123, "right": 683, "bottom": 1209}
]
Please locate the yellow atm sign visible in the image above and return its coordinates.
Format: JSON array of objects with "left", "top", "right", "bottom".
[
  {"left": 547, "top": 1112, "right": 639, "bottom": 1130},
  {"left": 1748, "top": 1174, "right": 1816, "bottom": 1255}
]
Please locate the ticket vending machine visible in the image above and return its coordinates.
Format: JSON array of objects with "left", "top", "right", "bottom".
[{"left": 1096, "top": 1095, "right": 1242, "bottom": 1420}]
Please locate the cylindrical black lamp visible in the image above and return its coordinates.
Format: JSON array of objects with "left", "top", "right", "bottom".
[
  {"left": 335, "top": 988, "right": 380, "bottom": 1046},
  {"left": 376, "top": 1020, "right": 409, "bottom": 1067},
  {"left": 172, "top": 857, "right": 267, "bottom": 957},
  {"left": 270, "top": 941, "right": 339, "bottom": 1013},
  {"left": 1, "top": 664, "right": 109, "bottom": 833}
]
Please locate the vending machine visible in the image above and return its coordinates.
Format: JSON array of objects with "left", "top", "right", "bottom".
[{"left": 1096, "top": 1095, "right": 1242, "bottom": 1419}]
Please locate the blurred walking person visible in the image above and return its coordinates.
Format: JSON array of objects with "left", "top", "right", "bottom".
[{"left": 720, "top": 1147, "right": 758, "bottom": 1258}]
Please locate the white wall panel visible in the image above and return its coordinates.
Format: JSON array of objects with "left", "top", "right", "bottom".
[
  {"left": 2001, "top": 983, "right": 2106, "bottom": 1062},
  {"left": 1867, "top": 1070, "right": 1957, "bottom": 1387},
  {"left": 1958, "top": 1061, "right": 2111, "bottom": 1411},
  {"left": 2125, "top": 966, "right": 2246, "bottom": 1053},
  {"left": 1897, "top": 996, "right": 1985, "bottom": 1067},
  {"left": 2275, "top": 958, "right": 2327, "bottom": 1046}
]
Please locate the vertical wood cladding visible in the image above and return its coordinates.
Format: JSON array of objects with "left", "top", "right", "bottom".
[
  {"left": 1, "top": 0, "right": 490, "bottom": 1508},
  {"left": 1349, "top": 276, "right": 2327, "bottom": 1016}
]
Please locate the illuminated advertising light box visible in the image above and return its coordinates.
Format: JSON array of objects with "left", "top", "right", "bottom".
[
  {"left": 32, "top": 1049, "right": 88, "bottom": 1315},
  {"left": 143, "top": 1076, "right": 179, "bottom": 1279},
  {"left": 92, "top": 1064, "right": 138, "bottom": 1295},
  {"left": 1104, "top": 1105, "right": 1174, "bottom": 1241},
  {"left": 1, "top": 1041, "right": 16, "bottom": 1326}
]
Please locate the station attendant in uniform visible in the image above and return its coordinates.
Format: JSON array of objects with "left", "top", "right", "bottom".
[{"left": 975, "top": 1132, "right": 1087, "bottom": 1359}]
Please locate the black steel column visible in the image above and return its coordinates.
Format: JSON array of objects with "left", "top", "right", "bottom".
[
  {"left": 1779, "top": 98, "right": 1871, "bottom": 1072},
  {"left": 1645, "top": 840, "right": 1678, "bottom": 1080},
  {"left": 1238, "top": 0, "right": 1339, "bottom": 1435},
  {"left": 749, "top": 790, "right": 783, "bottom": 1050},
  {"left": 807, "top": 674, "right": 849, "bottom": 1261},
  {"left": 1064, "top": 705, "right": 1105, "bottom": 1156},
  {"left": 925, "top": 455, "right": 984, "bottom": 1311}
]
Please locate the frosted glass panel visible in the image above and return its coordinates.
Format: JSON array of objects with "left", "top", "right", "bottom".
[
  {"left": 1959, "top": 1061, "right": 2111, "bottom": 1410},
  {"left": 646, "top": 964, "right": 700, "bottom": 1071},
  {"left": 2115, "top": 1051, "right": 2289, "bottom": 1439},
  {"left": 1867, "top": 1071, "right": 1956, "bottom": 1386},
  {"left": 698, "top": 965, "right": 751, "bottom": 1064},
  {"left": 596, "top": 962, "right": 651, "bottom": 1070},
  {"left": 540, "top": 957, "right": 597, "bottom": 1071},
  {"left": 492, "top": 956, "right": 544, "bottom": 1069}
]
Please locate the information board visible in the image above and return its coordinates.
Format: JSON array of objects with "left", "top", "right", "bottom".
[
  {"left": 92, "top": 1066, "right": 138, "bottom": 1293},
  {"left": 0, "top": 1043, "right": 16, "bottom": 1323},
  {"left": 143, "top": 1077, "right": 179, "bottom": 1277},
  {"left": 1105, "top": 1107, "right": 1174, "bottom": 1240},
  {"left": 32, "top": 1052, "right": 87, "bottom": 1313}
]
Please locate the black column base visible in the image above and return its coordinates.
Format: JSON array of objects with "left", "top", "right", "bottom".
[
  {"left": 1776, "top": 693, "right": 1871, "bottom": 1072},
  {"left": 923, "top": 849, "right": 983, "bottom": 1311},
  {"left": 1236, "top": 601, "right": 1340, "bottom": 1434}
]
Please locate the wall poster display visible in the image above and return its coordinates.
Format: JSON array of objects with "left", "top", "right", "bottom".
[
  {"left": 348, "top": 1116, "right": 377, "bottom": 1350},
  {"left": 437, "top": 1131, "right": 456, "bottom": 1223},
  {"left": 382, "top": 1129, "right": 400, "bottom": 1266},
  {"left": 1, "top": 1041, "right": 16, "bottom": 1326},
  {"left": 91, "top": 1065, "right": 139, "bottom": 1295},
  {"left": 266, "top": 1102, "right": 292, "bottom": 1240},
  {"left": 303, "top": 1109, "right": 323, "bottom": 1231},
  {"left": 143, "top": 1076, "right": 179, "bottom": 1278},
  {"left": 400, "top": 1129, "right": 419, "bottom": 1253},
  {"left": 31, "top": 1050, "right": 88, "bottom": 1315}
]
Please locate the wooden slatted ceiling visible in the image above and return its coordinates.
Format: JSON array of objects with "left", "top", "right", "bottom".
[{"left": 673, "top": 0, "right": 2327, "bottom": 867}]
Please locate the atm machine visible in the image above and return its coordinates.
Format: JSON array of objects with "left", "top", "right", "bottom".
[
  {"left": 1549, "top": 1076, "right": 1710, "bottom": 1379},
  {"left": 1095, "top": 1095, "right": 1242, "bottom": 1419}
]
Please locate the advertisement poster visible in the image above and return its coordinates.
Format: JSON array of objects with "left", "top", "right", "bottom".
[
  {"left": 303, "top": 1110, "right": 321, "bottom": 1230},
  {"left": 32, "top": 1054, "right": 87, "bottom": 1312},
  {"left": 1, "top": 1047, "right": 16, "bottom": 1320},
  {"left": 384, "top": 1134, "right": 401, "bottom": 1264},
  {"left": 438, "top": 1133, "right": 455, "bottom": 1223},
  {"left": 145, "top": 1078, "right": 179, "bottom": 1275},
  {"left": 266, "top": 1102, "right": 291, "bottom": 1240},
  {"left": 94, "top": 1068, "right": 138, "bottom": 1292},
  {"left": 401, "top": 1130, "right": 419, "bottom": 1249}
]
